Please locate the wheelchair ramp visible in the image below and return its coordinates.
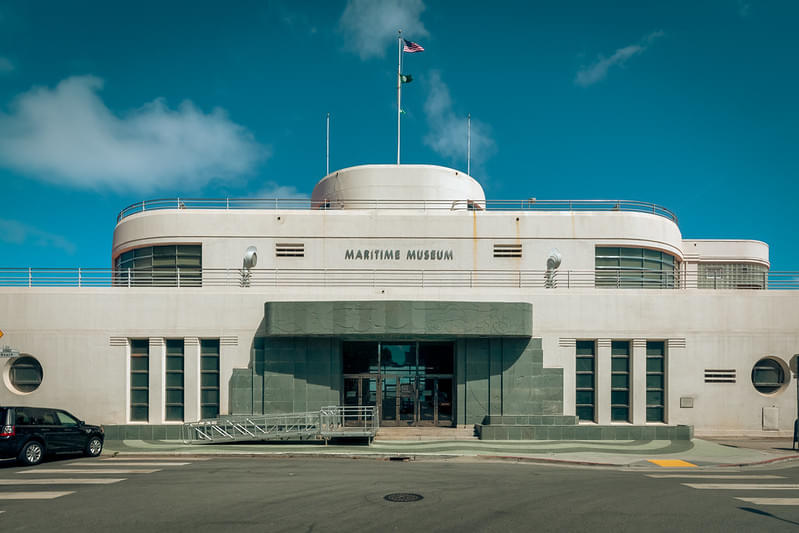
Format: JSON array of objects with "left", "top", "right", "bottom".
[{"left": 182, "top": 406, "right": 377, "bottom": 444}]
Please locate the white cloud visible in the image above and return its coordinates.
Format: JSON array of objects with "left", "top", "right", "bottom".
[
  {"left": 0, "top": 57, "right": 13, "bottom": 73},
  {"left": 423, "top": 71, "right": 495, "bottom": 174},
  {"left": 0, "top": 218, "right": 75, "bottom": 255},
  {"left": 255, "top": 181, "right": 306, "bottom": 198},
  {"left": 575, "top": 31, "right": 664, "bottom": 87},
  {"left": 339, "top": 0, "right": 428, "bottom": 60},
  {"left": 0, "top": 76, "right": 268, "bottom": 192}
]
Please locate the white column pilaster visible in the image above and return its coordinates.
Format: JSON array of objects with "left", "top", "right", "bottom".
[
  {"left": 632, "top": 339, "right": 647, "bottom": 425},
  {"left": 148, "top": 337, "right": 165, "bottom": 424},
  {"left": 596, "top": 338, "right": 611, "bottom": 424},
  {"left": 184, "top": 337, "right": 200, "bottom": 422}
]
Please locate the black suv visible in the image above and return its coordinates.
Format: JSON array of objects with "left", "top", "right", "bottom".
[{"left": 0, "top": 406, "right": 104, "bottom": 466}]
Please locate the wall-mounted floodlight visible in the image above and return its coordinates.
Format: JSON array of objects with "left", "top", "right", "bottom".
[
  {"left": 546, "top": 249, "right": 562, "bottom": 271},
  {"left": 243, "top": 246, "right": 258, "bottom": 269},
  {"left": 240, "top": 246, "right": 258, "bottom": 287},
  {"left": 545, "top": 249, "right": 562, "bottom": 288}
]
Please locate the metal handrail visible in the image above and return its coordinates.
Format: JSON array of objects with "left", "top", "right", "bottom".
[
  {"left": 116, "top": 197, "right": 679, "bottom": 224},
  {"left": 182, "top": 406, "right": 378, "bottom": 444},
  {"left": 0, "top": 267, "right": 795, "bottom": 289}
]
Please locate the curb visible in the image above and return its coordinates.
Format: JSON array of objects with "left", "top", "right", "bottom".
[
  {"left": 715, "top": 454, "right": 799, "bottom": 468},
  {"left": 473, "top": 454, "right": 622, "bottom": 467}
]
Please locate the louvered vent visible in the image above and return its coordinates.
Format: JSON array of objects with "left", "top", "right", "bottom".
[
  {"left": 704, "top": 369, "right": 736, "bottom": 383},
  {"left": 494, "top": 244, "right": 522, "bottom": 258},
  {"left": 276, "top": 243, "right": 304, "bottom": 257}
]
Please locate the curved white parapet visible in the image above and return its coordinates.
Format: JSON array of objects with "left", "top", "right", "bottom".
[
  {"left": 682, "top": 239, "right": 770, "bottom": 267},
  {"left": 310, "top": 164, "right": 486, "bottom": 209}
]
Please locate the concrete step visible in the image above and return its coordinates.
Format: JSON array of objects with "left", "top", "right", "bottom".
[{"left": 374, "top": 426, "right": 478, "bottom": 441}]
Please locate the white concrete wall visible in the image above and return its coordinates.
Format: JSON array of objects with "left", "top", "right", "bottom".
[
  {"left": 112, "top": 208, "right": 685, "bottom": 272},
  {"left": 682, "top": 239, "right": 770, "bottom": 266},
  {"left": 1, "top": 286, "right": 797, "bottom": 436},
  {"left": 310, "top": 164, "right": 486, "bottom": 209}
]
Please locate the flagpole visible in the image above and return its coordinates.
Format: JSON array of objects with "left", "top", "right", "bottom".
[
  {"left": 397, "top": 29, "right": 402, "bottom": 165},
  {"left": 467, "top": 113, "right": 471, "bottom": 176},
  {"left": 326, "top": 112, "right": 330, "bottom": 176}
]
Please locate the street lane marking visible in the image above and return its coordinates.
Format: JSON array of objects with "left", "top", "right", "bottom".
[
  {"left": 683, "top": 483, "right": 799, "bottom": 490},
  {"left": 69, "top": 462, "right": 189, "bottom": 466},
  {"left": 0, "top": 492, "right": 74, "bottom": 500},
  {"left": 647, "top": 475, "right": 784, "bottom": 479},
  {"left": 18, "top": 469, "right": 160, "bottom": 474},
  {"left": 100, "top": 457, "right": 210, "bottom": 461},
  {"left": 735, "top": 497, "right": 799, "bottom": 505},
  {"left": 648, "top": 459, "right": 697, "bottom": 467},
  {"left": 0, "top": 478, "right": 125, "bottom": 485}
]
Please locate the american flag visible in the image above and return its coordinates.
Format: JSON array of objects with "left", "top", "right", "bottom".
[{"left": 403, "top": 39, "right": 424, "bottom": 53}]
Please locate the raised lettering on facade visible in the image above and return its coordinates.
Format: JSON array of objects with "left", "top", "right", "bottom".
[{"left": 344, "top": 249, "right": 454, "bottom": 261}]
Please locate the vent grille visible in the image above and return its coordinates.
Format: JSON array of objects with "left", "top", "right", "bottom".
[
  {"left": 220, "top": 336, "right": 238, "bottom": 346},
  {"left": 705, "top": 369, "right": 736, "bottom": 383},
  {"left": 276, "top": 243, "right": 304, "bottom": 257},
  {"left": 494, "top": 243, "right": 522, "bottom": 258}
]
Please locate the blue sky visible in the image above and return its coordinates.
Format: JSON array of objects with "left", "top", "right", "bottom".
[{"left": 0, "top": 0, "right": 797, "bottom": 270}]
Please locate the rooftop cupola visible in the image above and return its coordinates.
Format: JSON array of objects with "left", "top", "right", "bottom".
[{"left": 310, "top": 164, "right": 485, "bottom": 209}]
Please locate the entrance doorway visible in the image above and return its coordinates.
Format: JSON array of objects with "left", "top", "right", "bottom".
[{"left": 342, "top": 341, "right": 454, "bottom": 427}]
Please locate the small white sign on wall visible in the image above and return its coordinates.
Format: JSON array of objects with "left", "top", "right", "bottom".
[{"left": 0, "top": 345, "right": 19, "bottom": 358}]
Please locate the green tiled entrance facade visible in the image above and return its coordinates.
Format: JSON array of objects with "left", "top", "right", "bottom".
[{"left": 230, "top": 301, "right": 564, "bottom": 426}]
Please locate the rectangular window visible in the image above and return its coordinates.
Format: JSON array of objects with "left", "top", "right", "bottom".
[
  {"left": 610, "top": 341, "right": 630, "bottom": 422},
  {"left": 130, "top": 339, "right": 149, "bottom": 422},
  {"left": 165, "top": 339, "right": 184, "bottom": 421},
  {"left": 200, "top": 339, "right": 220, "bottom": 419},
  {"left": 646, "top": 341, "right": 666, "bottom": 422},
  {"left": 698, "top": 262, "right": 767, "bottom": 289},
  {"left": 115, "top": 244, "right": 202, "bottom": 287},
  {"left": 595, "top": 247, "right": 677, "bottom": 288},
  {"left": 575, "top": 340, "right": 595, "bottom": 422}
]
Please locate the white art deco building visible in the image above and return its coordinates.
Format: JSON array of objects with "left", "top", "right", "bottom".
[{"left": 1, "top": 164, "right": 796, "bottom": 440}]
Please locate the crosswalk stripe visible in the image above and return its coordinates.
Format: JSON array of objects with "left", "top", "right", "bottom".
[
  {"left": 69, "top": 462, "right": 189, "bottom": 466},
  {"left": 0, "top": 492, "right": 74, "bottom": 500},
  {"left": 683, "top": 483, "right": 799, "bottom": 490},
  {"left": 18, "top": 469, "right": 160, "bottom": 475},
  {"left": 735, "top": 497, "right": 799, "bottom": 506},
  {"left": 647, "top": 475, "right": 784, "bottom": 479},
  {"left": 0, "top": 479, "right": 125, "bottom": 485}
]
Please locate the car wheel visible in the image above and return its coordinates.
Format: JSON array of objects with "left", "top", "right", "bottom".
[
  {"left": 18, "top": 440, "right": 44, "bottom": 466},
  {"left": 85, "top": 436, "right": 103, "bottom": 457}
]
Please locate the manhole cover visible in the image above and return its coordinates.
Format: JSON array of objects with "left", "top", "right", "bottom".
[{"left": 384, "top": 493, "right": 424, "bottom": 503}]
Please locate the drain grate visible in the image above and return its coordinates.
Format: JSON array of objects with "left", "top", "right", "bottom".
[{"left": 384, "top": 493, "right": 424, "bottom": 503}]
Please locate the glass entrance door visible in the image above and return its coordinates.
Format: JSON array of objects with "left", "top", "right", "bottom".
[
  {"left": 343, "top": 376, "right": 376, "bottom": 426},
  {"left": 342, "top": 341, "right": 454, "bottom": 427}
]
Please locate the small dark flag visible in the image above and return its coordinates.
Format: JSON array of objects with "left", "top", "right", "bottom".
[
  {"left": 400, "top": 74, "right": 413, "bottom": 83},
  {"left": 403, "top": 39, "right": 424, "bottom": 53}
]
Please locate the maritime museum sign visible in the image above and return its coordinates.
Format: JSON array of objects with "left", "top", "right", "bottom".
[{"left": 345, "top": 248, "right": 454, "bottom": 261}]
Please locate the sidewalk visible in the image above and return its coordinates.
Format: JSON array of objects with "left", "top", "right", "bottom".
[{"left": 102, "top": 437, "right": 799, "bottom": 469}]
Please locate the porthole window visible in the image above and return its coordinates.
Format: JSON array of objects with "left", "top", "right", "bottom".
[
  {"left": 751, "top": 357, "right": 789, "bottom": 395},
  {"left": 9, "top": 356, "right": 43, "bottom": 393}
]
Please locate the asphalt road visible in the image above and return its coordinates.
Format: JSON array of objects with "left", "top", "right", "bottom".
[{"left": 1, "top": 455, "right": 799, "bottom": 532}]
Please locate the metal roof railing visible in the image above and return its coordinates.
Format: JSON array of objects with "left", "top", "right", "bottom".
[
  {"left": 115, "top": 198, "right": 679, "bottom": 225},
  {"left": 1, "top": 268, "right": 796, "bottom": 289}
]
